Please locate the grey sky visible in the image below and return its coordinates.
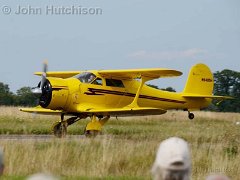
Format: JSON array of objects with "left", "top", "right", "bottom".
[{"left": 0, "top": 0, "right": 239, "bottom": 92}]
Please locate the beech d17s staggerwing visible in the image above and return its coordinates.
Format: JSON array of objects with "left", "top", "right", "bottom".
[{"left": 20, "top": 63, "right": 231, "bottom": 137}]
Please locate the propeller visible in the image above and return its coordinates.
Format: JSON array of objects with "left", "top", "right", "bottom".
[
  {"left": 40, "top": 61, "right": 48, "bottom": 90},
  {"left": 32, "top": 61, "right": 48, "bottom": 95},
  {"left": 32, "top": 61, "right": 53, "bottom": 108}
]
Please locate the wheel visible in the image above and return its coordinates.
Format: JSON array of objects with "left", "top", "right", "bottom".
[
  {"left": 53, "top": 122, "right": 67, "bottom": 138},
  {"left": 84, "top": 128, "right": 100, "bottom": 138},
  {"left": 188, "top": 113, "right": 194, "bottom": 120}
]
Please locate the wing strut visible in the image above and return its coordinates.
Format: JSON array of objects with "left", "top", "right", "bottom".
[{"left": 127, "top": 77, "right": 151, "bottom": 108}]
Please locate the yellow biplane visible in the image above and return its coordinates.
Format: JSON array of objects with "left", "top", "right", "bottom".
[{"left": 20, "top": 63, "right": 230, "bottom": 137}]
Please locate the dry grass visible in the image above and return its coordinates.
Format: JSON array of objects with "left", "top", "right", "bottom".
[
  {"left": 0, "top": 106, "right": 240, "bottom": 179},
  {"left": 1, "top": 138, "right": 154, "bottom": 179},
  {"left": 0, "top": 106, "right": 57, "bottom": 120}
]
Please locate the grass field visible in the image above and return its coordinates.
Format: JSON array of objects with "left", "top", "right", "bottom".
[{"left": 0, "top": 106, "right": 240, "bottom": 179}]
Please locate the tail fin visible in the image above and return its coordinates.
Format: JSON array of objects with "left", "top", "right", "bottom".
[{"left": 183, "top": 63, "right": 213, "bottom": 95}]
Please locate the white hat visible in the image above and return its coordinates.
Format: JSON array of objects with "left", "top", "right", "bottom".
[
  {"left": 206, "top": 174, "right": 230, "bottom": 180},
  {"left": 152, "top": 137, "right": 191, "bottom": 171},
  {"left": 27, "top": 173, "right": 59, "bottom": 180}
]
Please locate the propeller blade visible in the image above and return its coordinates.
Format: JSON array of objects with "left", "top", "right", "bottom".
[
  {"left": 31, "top": 87, "right": 42, "bottom": 94},
  {"left": 43, "top": 61, "right": 48, "bottom": 73},
  {"left": 40, "top": 61, "right": 48, "bottom": 90},
  {"left": 32, "top": 61, "right": 48, "bottom": 94}
]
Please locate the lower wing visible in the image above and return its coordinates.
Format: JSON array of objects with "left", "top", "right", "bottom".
[
  {"left": 83, "top": 107, "right": 167, "bottom": 116},
  {"left": 20, "top": 106, "right": 166, "bottom": 116},
  {"left": 20, "top": 106, "right": 63, "bottom": 115}
]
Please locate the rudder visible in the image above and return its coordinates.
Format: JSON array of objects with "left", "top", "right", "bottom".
[{"left": 183, "top": 64, "right": 214, "bottom": 95}]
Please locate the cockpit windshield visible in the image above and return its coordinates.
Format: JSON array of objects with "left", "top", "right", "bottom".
[{"left": 74, "top": 72, "right": 96, "bottom": 83}]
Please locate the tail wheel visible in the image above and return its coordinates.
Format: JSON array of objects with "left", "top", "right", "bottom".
[
  {"left": 188, "top": 113, "right": 194, "bottom": 120},
  {"left": 53, "top": 122, "right": 67, "bottom": 138}
]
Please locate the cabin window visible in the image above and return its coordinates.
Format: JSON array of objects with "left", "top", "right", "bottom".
[
  {"left": 74, "top": 72, "right": 96, "bottom": 83},
  {"left": 106, "top": 79, "right": 124, "bottom": 88},
  {"left": 92, "top": 78, "right": 103, "bottom": 85}
]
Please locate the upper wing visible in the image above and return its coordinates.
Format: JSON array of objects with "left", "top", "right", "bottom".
[
  {"left": 20, "top": 106, "right": 63, "bottom": 115},
  {"left": 34, "top": 68, "right": 182, "bottom": 80},
  {"left": 34, "top": 71, "right": 81, "bottom": 78},
  {"left": 182, "top": 94, "right": 233, "bottom": 99},
  {"left": 98, "top": 68, "right": 182, "bottom": 80}
]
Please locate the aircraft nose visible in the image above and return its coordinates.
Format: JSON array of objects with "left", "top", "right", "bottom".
[{"left": 38, "top": 79, "right": 52, "bottom": 108}]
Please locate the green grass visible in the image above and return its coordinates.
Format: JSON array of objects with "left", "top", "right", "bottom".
[{"left": 0, "top": 107, "right": 240, "bottom": 179}]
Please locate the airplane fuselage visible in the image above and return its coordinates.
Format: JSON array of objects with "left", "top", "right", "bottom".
[{"left": 46, "top": 71, "right": 211, "bottom": 115}]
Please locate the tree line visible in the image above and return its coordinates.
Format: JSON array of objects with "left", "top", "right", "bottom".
[
  {"left": 0, "top": 85, "right": 37, "bottom": 106},
  {"left": 0, "top": 69, "right": 239, "bottom": 112},
  {"left": 212, "top": 69, "right": 240, "bottom": 112}
]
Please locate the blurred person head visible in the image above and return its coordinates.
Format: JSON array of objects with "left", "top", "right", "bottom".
[
  {"left": 0, "top": 147, "right": 4, "bottom": 175},
  {"left": 88, "top": 74, "right": 95, "bottom": 83},
  {"left": 206, "top": 174, "right": 230, "bottom": 180},
  {"left": 27, "top": 173, "right": 59, "bottom": 180},
  {"left": 152, "top": 137, "right": 191, "bottom": 180}
]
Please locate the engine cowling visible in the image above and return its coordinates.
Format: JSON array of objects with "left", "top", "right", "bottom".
[{"left": 39, "top": 77, "right": 69, "bottom": 110}]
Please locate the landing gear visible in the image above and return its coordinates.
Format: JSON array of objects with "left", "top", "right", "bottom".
[
  {"left": 53, "top": 122, "right": 67, "bottom": 138},
  {"left": 52, "top": 114, "right": 86, "bottom": 138},
  {"left": 84, "top": 130, "right": 101, "bottom": 137},
  {"left": 52, "top": 114, "right": 109, "bottom": 138},
  {"left": 188, "top": 112, "right": 194, "bottom": 120},
  {"left": 84, "top": 115, "right": 110, "bottom": 137}
]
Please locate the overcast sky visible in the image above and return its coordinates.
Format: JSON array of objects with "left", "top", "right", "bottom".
[{"left": 0, "top": 0, "right": 239, "bottom": 92}]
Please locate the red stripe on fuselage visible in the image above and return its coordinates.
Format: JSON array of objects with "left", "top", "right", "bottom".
[{"left": 84, "top": 88, "right": 186, "bottom": 104}]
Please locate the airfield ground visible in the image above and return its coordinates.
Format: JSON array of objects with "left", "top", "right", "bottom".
[{"left": 0, "top": 106, "right": 239, "bottom": 179}]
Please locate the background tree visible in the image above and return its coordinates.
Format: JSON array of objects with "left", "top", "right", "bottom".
[
  {"left": 147, "top": 84, "right": 176, "bottom": 92},
  {"left": 213, "top": 69, "right": 240, "bottom": 112},
  {"left": 15, "top": 87, "right": 38, "bottom": 106},
  {"left": 0, "top": 82, "right": 14, "bottom": 105},
  {"left": 147, "top": 84, "right": 159, "bottom": 89},
  {"left": 0, "top": 83, "right": 38, "bottom": 107},
  {"left": 161, "top": 87, "right": 176, "bottom": 92}
]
